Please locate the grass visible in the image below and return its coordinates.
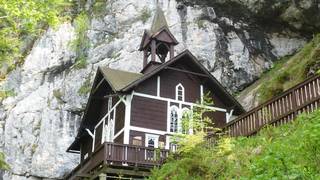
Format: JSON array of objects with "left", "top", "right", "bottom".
[
  {"left": 150, "top": 110, "right": 320, "bottom": 179},
  {"left": 242, "top": 34, "right": 320, "bottom": 104}
]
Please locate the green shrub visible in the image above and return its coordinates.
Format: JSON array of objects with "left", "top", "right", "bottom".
[
  {"left": 257, "top": 34, "right": 320, "bottom": 103},
  {"left": 139, "top": 7, "right": 151, "bottom": 24},
  {"left": 150, "top": 110, "right": 320, "bottom": 179},
  {"left": 0, "top": 0, "right": 72, "bottom": 78},
  {"left": 70, "top": 12, "right": 90, "bottom": 69},
  {"left": 0, "top": 89, "right": 16, "bottom": 100},
  {"left": 78, "top": 77, "right": 91, "bottom": 96}
]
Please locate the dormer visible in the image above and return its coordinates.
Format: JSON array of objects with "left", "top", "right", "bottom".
[{"left": 139, "top": 6, "right": 179, "bottom": 73}]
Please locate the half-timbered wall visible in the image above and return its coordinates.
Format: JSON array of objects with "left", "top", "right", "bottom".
[
  {"left": 135, "top": 76, "right": 157, "bottom": 96},
  {"left": 129, "top": 130, "right": 166, "bottom": 147},
  {"left": 130, "top": 96, "right": 167, "bottom": 131},
  {"left": 159, "top": 69, "right": 201, "bottom": 102},
  {"left": 114, "top": 132, "right": 124, "bottom": 144}
]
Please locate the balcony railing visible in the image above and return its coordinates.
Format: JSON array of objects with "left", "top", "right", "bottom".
[{"left": 65, "top": 142, "right": 169, "bottom": 180}]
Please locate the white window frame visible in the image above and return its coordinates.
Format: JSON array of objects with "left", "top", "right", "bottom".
[
  {"left": 145, "top": 134, "right": 159, "bottom": 148},
  {"left": 175, "top": 83, "right": 185, "bottom": 101},
  {"left": 181, "top": 107, "right": 192, "bottom": 134},
  {"left": 169, "top": 105, "right": 179, "bottom": 133}
]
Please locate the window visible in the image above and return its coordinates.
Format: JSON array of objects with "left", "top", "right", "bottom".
[
  {"left": 170, "top": 106, "right": 179, "bottom": 132},
  {"left": 145, "top": 134, "right": 159, "bottom": 148},
  {"left": 175, "top": 83, "right": 185, "bottom": 101},
  {"left": 145, "top": 134, "right": 159, "bottom": 160},
  {"left": 133, "top": 136, "right": 142, "bottom": 146}
]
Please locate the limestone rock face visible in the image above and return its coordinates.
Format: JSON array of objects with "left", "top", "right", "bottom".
[{"left": 0, "top": 0, "right": 314, "bottom": 179}]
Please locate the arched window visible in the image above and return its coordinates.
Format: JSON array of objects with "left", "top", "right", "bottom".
[
  {"left": 175, "top": 83, "right": 185, "bottom": 101},
  {"left": 170, "top": 106, "right": 179, "bottom": 132},
  {"left": 181, "top": 108, "right": 191, "bottom": 134}
]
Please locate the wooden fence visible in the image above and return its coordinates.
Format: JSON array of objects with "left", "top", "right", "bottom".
[{"left": 225, "top": 75, "right": 320, "bottom": 137}]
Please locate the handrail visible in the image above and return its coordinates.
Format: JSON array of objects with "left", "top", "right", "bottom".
[
  {"left": 64, "top": 142, "right": 169, "bottom": 180},
  {"left": 224, "top": 74, "right": 320, "bottom": 137}
]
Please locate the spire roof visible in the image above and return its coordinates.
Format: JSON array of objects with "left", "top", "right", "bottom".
[{"left": 149, "top": 6, "right": 168, "bottom": 34}]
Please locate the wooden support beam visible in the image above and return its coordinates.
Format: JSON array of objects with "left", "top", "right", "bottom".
[
  {"left": 75, "top": 173, "right": 91, "bottom": 178},
  {"left": 89, "top": 165, "right": 150, "bottom": 180},
  {"left": 92, "top": 79, "right": 105, "bottom": 95},
  {"left": 164, "top": 67, "right": 209, "bottom": 78},
  {"left": 92, "top": 94, "right": 119, "bottom": 100}
]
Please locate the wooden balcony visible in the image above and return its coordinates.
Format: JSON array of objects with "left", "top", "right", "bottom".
[{"left": 65, "top": 142, "right": 169, "bottom": 180}]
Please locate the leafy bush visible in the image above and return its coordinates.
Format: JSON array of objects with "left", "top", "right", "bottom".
[
  {"left": 150, "top": 110, "right": 320, "bottom": 179},
  {"left": 70, "top": 12, "right": 90, "bottom": 69},
  {"left": 0, "top": 89, "right": 16, "bottom": 101},
  {"left": 0, "top": 0, "right": 73, "bottom": 77},
  {"left": 139, "top": 7, "right": 151, "bottom": 24},
  {"left": 78, "top": 77, "right": 91, "bottom": 96}
]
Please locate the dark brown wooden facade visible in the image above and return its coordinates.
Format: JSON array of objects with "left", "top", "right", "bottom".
[{"left": 65, "top": 7, "right": 245, "bottom": 179}]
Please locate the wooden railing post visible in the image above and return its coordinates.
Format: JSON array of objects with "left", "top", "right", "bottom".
[{"left": 291, "top": 89, "right": 298, "bottom": 119}]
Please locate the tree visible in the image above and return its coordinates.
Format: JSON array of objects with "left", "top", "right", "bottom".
[{"left": 0, "top": 0, "right": 73, "bottom": 77}]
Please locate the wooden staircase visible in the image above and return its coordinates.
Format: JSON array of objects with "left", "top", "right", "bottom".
[{"left": 225, "top": 75, "right": 320, "bottom": 137}]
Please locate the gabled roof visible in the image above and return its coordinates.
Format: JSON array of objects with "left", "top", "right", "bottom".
[
  {"left": 120, "top": 50, "right": 245, "bottom": 114},
  {"left": 99, "top": 67, "right": 143, "bottom": 92},
  {"left": 67, "top": 50, "right": 245, "bottom": 152}
]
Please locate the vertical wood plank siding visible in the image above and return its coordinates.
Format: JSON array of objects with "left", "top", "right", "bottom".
[
  {"left": 135, "top": 76, "right": 158, "bottom": 96},
  {"left": 225, "top": 75, "right": 320, "bottom": 137},
  {"left": 159, "top": 69, "right": 201, "bottom": 102}
]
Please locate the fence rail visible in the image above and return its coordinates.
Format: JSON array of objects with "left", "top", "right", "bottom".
[{"left": 225, "top": 75, "right": 320, "bottom": 137}]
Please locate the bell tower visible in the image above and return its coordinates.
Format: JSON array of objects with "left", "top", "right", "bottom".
[{"left": 139, "top": 6, "right": 179, "bottom": 73}]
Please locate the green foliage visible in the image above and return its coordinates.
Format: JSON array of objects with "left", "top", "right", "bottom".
[
  {"left": 92, "top": 1, "right": 108, "bottom": 17},
  {"left": 139, "top": 7, "right": 151, "bottom": 24},
  {"left": 258, "top": 34, "right": 320, "bottom": 103},
  {"left": 150, "top": 110, "right": 320, "bottom": 179},
  {"left": 78, "top": 77, "right": 91, "bottom": 96},
  {"left": 70, "top": 12, "right": 90, "bottom": 69},
  {"left": 196, "top": 19, "right": 206, "bottom": 29},
  {"left": 0, "top": 88, "right": 16, "bottom": 100},
  {"left": 0, "top": 0, "right": 73, "bottom": 77},
  {"left": 0, "top": 152, "right": 9, "bottom": 170}
]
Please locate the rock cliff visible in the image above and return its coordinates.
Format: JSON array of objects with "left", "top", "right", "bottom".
[{"left": 0, "top": 0, "right": 317, "bottom": 179}]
